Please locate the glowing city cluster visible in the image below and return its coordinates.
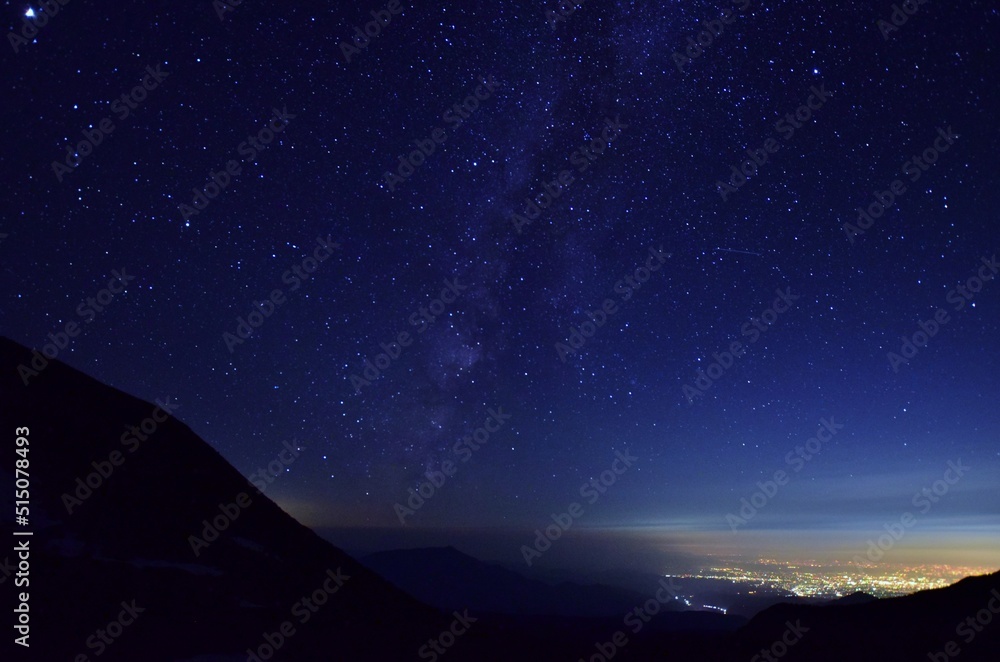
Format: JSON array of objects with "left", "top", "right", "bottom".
[{"left": 675, "top": 559, "right": 996, "bottom": 598}]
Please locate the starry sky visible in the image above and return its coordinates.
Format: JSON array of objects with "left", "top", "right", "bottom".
[{"left": 4, "top": 0, "right": 1000, "bottom": 573}]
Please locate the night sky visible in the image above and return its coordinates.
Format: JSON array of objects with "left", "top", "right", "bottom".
[{"left": 5, "top": 0, "right": 999, "bottom": 573}]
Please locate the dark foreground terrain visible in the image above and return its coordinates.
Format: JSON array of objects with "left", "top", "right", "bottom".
[{"left": 2, "top": 336, "right": 998, "bottom": 661}]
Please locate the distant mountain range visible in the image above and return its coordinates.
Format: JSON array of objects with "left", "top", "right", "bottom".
[
  {"left": 2, "top": 335, "right": 997, "bottom": 661},
  {"left": 730, "top": 573, "right": 1000, "bottom": 661},
  {"left": 721, "top": 587, "right": 877, "bottom": 619},
  {"left": 362, "top": 545, "right": 684, "bottom": 618}
]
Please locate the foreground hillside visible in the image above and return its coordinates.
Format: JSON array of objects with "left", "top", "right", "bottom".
[{"left": 1, "top": 336, "right": 997, "bottom": 661}]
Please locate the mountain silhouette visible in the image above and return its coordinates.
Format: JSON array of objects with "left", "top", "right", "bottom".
[
  {"left": 729, "top": 571, "right": 1000, "bottom": 661},
  {"left": 2, "top": 335, "right": 996, "bottom": 661},
  {"left": 362, "top": 545, "right": 676, "bottom": 617},
  {"left": 724, "top": 588, "right": 879, "bottom": 619},
  {"left": 832, "top": 590, "right": 878, "bottom": 605},
  {"left": 0, "top": 337, "right": 458, "bottom": 661},
  {"left": 0, "top": 336, "right": 735, "bottom": 661}
]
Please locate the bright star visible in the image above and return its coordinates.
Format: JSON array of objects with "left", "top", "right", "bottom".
[{"left": 25, "top": 8, "right": 35, "bottom": 17}]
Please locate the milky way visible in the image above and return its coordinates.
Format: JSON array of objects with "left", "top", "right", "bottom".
[{"left": 4, "top": 0, "right": 999, "bottom": 569}]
